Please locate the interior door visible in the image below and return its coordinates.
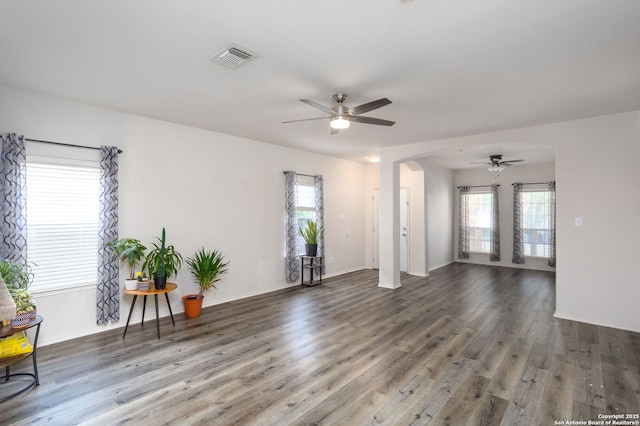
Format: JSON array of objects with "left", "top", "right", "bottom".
[{"left": 400, "top": 187, "right": 408, "bottom": 272}]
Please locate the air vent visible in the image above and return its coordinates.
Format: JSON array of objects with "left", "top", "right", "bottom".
[{"left": 209, "top": 46, "right": 257, "bottom": 69}]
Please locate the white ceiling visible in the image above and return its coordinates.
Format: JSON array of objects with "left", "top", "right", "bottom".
[{"left": 1, "top": 1, "right": 639, "bottom": 168}]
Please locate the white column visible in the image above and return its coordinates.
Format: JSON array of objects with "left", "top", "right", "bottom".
[{"left": 378, "top": 159, "right": 401, "bottom": 288}]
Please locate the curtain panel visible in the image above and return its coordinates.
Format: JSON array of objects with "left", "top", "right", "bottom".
[
  {"left": 96, "top": 146, "right": 120, "bottom": 325},
  {"left": 457, "top": 186, "right": 470, "bottom": 259},
  {"left": 512, "top": 183, "right": 525, "bottom": 264},
  {"left": 548, "top": 181, "right": 556, "bottom": 267},
  {"left": 490, "top": 184, "right": 500, "bottom": 262},
  {"left": 314, "top": 175, "right": 325, "bottom": 275},
  {"left": 0, "top": 133, "right": 27, "bottom": 264},
  {"left": 284, "top": 171, "right": 299, "bottom": 283}
]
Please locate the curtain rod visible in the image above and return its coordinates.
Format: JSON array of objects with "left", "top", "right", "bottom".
[
  {"left": 511, "top": 182, "right": 553, "bottom": 186},
  {"left": 26, "top": 138, "right": 123, "bottom": 154},
  {"left": 282, "top": 171, "right": 318, "bottom": 178},
  {"left": 456, "top": 184, "right": 500, "bottom": 189}
]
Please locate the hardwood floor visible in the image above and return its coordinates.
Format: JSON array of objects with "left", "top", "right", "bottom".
[{"left": 2, "top": 263, "right": 639, "bottom": 425}]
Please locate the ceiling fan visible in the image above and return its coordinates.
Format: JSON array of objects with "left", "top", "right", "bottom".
[
  {"left": 282, "top": 93, "right": 395, "bottom": 134},
  {"left": 470, "top": 154, "right": 524, "bottom": 172}
]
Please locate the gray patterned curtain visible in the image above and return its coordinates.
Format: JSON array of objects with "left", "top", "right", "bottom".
[
  {"left": 490, "top": 184, "right": 500, "bottom": 261},
  {"left": 0, "top": 133, "right": 27, "bottom": 264},
  {"left": 314, "top": 175, "right": 325, "bottom": 275},
  {"left": 97, "top": 146, "right": 119, "bottom": 324},
  {"left": 512, "top": 183, "right": 525, "bottom": 264},
  {"left": 548, "top": 181, "right": 556, "bottom": 267},
  {"left": 458, "top": 186, "right": 470, "bottom": 259},
  {"left": 284, "top": 171, "right": 299, "bottom": 282}
]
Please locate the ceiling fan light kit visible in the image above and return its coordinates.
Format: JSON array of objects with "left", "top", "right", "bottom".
[{"left": 330, "top": 116, "right": 350, "bottom": 129}]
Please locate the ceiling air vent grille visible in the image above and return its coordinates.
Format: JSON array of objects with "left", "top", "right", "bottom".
[{"left": 210, "top": 46, "right": 257, "bottom": 69}]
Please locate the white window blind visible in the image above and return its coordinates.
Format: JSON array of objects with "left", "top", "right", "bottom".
[
  {"left": 26, "top": 161, "right": 101, "bottom": 291},
  {"left": 296, "top": 175, "right": 316, "bottom": 254},
  {"left": 467, "top": 192, "right": 492, "bottom": 253},
  {"left": 521, "top": 190, "right": 552, "bottom": 258}
]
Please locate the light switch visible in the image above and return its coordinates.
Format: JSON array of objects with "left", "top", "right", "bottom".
[{"left": 574, "top": 217, "right": 583, "bottom": 227}]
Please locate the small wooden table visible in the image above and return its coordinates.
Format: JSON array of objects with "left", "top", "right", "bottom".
[
  {"left": 300, "top": 256, "right": 323, "bottom": 286},
  {"left": 0, "top": 315, "right": 43, "bottom": 402},
  {"left": 123, "top": 283, "right": 176, "bottom": 339}
]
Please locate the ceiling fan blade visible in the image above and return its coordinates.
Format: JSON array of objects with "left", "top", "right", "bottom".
[
  {"left": 281, "top": 117, "right": 328, "bottom": 124},
  {"left": 300, "top": 99, "right": 333, "bottom": 115},
  {"left": 349, "top": 98, "right": 392, "bottom": 115},
  {"left": 503, "top": 159, "right": 524, "bottom": 163},
  {"left": 348, "top": 115, "right": 395, "bottom": 126},
  {"left": 469, "top": 162, "right": 491, "bottom": 165}
]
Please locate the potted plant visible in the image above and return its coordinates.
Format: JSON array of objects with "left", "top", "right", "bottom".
[
  {"left": 299, "top": 219, "right": 324, "bottom": 256},
  {"left": 142, "top": 227, "right": 182, "bottom": 290},
  {"left": 10, "top": 288, "right": 36, "bottom": 328},
  {"left": 0, "top": 260, "right": 36, "bottom": 325},
  {"left": 183, "top": 248, "right": 229, "bottom": 318},
  {"left": 107, "top": 238, "right": 147, "bottom": 290},
  {"left": 135, "top": 271, "right": 152, "bottom": 291}
]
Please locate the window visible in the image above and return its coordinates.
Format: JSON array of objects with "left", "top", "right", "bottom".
[
  {"left": 467, "top": 192, "right": 492, "bottom": 253},
  {"left": 26, "top": 159, "right": 101, "bottom": 291},
  {"left": 296, "top": 175, "right": 316, "bottom": 254},
  {"left": 520, "top": 190, "right": 552, "bottom": 258}
]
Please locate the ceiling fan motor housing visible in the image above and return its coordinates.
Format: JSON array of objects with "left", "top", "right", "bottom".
[{"left": 333, "top": 93, "right": 348, "bottom": 104}]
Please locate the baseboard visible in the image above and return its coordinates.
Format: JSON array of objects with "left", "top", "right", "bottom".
[
  {"left": 407, "top": 270, "right": 429, "bottom": 277},
  {"left": 428, "top": 261, "right": 454, "bottom": 272},
  {"left": 553, "top": 311, "right": 640, "bottom": 333},
  {"left": 378, "top": 282, "right": 402, "bottom": 289}
]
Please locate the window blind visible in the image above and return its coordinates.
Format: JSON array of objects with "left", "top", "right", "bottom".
[
  {"left": 296, "top": 175, "right": 316, "bottom": 254},
  {"left": 26, "top": 161, "right": 101, "bottom": 292}
]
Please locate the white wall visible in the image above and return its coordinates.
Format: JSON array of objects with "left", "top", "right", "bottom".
[
  {"left": 378, "top": 110, "right": 640, "bottom": 332},
  {"left": 417, "top": 159, "right": 454, "bottom": 272},
  {"left": 363, "top": 164, "right": 378, "bottom": 269},
  {"left": 554, "top": 113, "right": 640, "bottom": 332},
  {"left": 453, "top": 162, "right": 556, "bottom": 271},
  {"left": 0, "top": 85, "right": 370, "bottom": 345}
]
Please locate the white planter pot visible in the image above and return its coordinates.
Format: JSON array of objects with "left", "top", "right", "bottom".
[{"left": 124, "top": 279, "right": 138, "bottom": 291}]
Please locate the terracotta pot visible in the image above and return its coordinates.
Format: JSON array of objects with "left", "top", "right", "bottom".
[{"left": 182, "top": 295, "right": 203, "bottom": 318}]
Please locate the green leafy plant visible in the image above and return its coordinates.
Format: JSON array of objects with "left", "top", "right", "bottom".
[
  {"left": 12, "top": 288, "right": 35, "bottom": 313},
  {"left": 0, "top": 259, "right": 36, "bottom": 311},
  {"left": 142, "top": 228, "right": 183, "bottom": 279},
  {"left": 0, "top": 259, "right": 34, "bottom": 292},
  {"left": 107, "top": 238, "right": 147, "bottom": 279},
  {"left": 186, "top": 248, "right": 230, "bottom": 298},
  {"left": 299, "top": 220, "right": 324, "bottom": 245}
]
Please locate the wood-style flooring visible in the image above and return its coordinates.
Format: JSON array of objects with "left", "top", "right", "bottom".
[{"left": 2, "top": 263, "right": 639, "bottom": 425}]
